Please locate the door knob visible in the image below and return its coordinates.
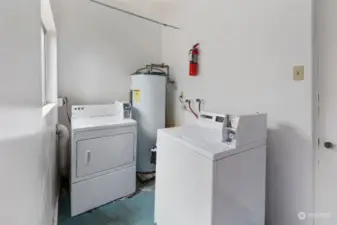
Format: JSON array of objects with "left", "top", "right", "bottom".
[{"left": 324, "top": 142, "right": 334, "bottom": 149}]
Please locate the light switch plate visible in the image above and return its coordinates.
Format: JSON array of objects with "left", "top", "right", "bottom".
[{"left": 293, "top": 66, "right": 304, "bottom": 81}]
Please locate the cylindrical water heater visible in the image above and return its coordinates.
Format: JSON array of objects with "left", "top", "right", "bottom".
[{"left": 131, "top": 66, "right": 168, "bottom": 173}]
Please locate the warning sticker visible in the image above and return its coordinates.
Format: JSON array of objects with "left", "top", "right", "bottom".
[{"left": 134, "top": 90, "right": 141, "bottom": 103}]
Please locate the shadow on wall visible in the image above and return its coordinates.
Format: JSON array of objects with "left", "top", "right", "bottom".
[
  {"left": 266, "top": 123, "right": 313, "bottom": 225},
  {"left": 166, "top": 82, "right": 177, "bottom": 127}
]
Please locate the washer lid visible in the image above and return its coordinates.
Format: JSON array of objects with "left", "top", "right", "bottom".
[
  {"left": 71, "top": 116, "right": 136, "bottom": 132},
  {"left": 158, "top": 125, "right": 265, "bottom": 161}
]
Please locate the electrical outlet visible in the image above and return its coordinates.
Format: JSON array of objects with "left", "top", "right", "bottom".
[
  {"left": 293, "top": 66, "right": 304, "bottom": 81},
  {"left": 180, "top": 92, "right": 184, "bottom": 99}
]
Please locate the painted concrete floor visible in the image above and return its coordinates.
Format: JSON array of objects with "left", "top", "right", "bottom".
[{"left": 58, "top": 184, "right": 155, "bottom": 225}]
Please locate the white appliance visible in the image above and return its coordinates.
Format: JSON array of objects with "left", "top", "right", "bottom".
[
  {"left": 70, "top": 104, "right": 137, "bottom": 217},
  {"left": 155, "top": 112, "right": 267, "bottom": 225},
  {"left": 131, "top": 71, "right": 167, "bottom": 172}
]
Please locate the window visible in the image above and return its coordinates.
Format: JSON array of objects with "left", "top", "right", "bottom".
[
  {"left": 41, "top": 0, "right": 57, "bottom": 109},
  {"left": 41, "top": 23, "right": 47, "bottom": 105}
]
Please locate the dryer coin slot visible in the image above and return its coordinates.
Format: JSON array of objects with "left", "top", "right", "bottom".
[{"left": 86, "top": 150, "right": 91, "bottom": 165}]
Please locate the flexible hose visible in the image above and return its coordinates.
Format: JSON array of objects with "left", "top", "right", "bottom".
[
  {"left": 64, "top": 97, "right": 71, "bottom": 123},
  {"left": 57, "top": 124, "right": 70, "bottom": 177},
  {"left": 189, "top": 102, "right": 199, "bottom": 119}
]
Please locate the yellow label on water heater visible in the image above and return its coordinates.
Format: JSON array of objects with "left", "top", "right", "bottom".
[{"left": 134, "top": 90, "right": 141, "bottom": 103}]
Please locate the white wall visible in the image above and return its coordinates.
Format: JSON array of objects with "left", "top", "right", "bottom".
[
  {"left": 0, "top": 0, "right": 59, "bottom": 225},
  {"left": 161, "top": 1, "right": 313, "bottom": 225},
  {"left": 0, "top": 107, "right": 58, "bottom": 225},
  {"left": 91, "top": 0, "right": 181, "bottom": 28},
  {"left": 0, "top": 0, "right": 41, "bottom": 106},
  {"left": 51, "top": 0, "right": 162, "bottom": 126}
]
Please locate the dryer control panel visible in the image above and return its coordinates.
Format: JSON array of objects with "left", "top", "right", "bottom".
[{"left": 72, "top": 104, "right": 115, "bottom": 118}]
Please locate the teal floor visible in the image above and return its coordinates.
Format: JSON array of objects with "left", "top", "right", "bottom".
[{"left": 58, "top": 185, "right": 155, "bottom": 225}]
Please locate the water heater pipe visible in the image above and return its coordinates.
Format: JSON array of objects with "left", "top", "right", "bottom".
[
  {"left": 135, "top": 64, "right": 175, "bottom": 84},
  {"left": 146, "top": 63, "right": 169, "bottom": 75},
  {"left": 147, "top": 63, "right": 175, "bottom": 84},
  {"left": 56, "top": 124, "right": 70, "bottom": 177}
]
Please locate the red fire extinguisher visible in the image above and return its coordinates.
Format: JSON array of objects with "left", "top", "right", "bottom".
[{"left": 189, "top": 43, "right": 199, "bottom": 76}]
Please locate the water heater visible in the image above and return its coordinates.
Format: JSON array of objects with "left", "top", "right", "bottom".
[{"left": 131, "top": 65, "right": 169, "bottom": 173}]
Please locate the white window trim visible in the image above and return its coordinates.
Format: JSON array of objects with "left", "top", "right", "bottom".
[
  {"left": 41, "top": 0, "right": 57, "bottom": 112},
  {"left": 41, "top": 22, "right": 47, "bottom": 106}
]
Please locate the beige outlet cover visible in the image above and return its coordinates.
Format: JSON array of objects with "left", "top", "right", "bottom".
[{"left": 293, "top": 66, "right": 304, "bottom": 81}]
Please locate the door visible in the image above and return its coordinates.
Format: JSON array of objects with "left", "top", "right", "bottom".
[
  {"left": 76, "top": 133, "right": 135, "bottom": 178},
  {"left": 315, "top": 1, "right": 337, "bottom": 224}
]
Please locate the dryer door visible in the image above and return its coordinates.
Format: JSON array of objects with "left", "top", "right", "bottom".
[{"left": 76, "top": 133, "right": 135, "bottom": 178}]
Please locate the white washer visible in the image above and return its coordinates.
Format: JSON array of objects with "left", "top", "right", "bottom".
[
  {"left": 155, "top": 112, "right": 267, "bottom": 225},
  {"left": 70, "top": 104, "right": 137, "bottom": 217}
]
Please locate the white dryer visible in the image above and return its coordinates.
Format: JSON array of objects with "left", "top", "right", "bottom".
[
  {"left": 155, "top": 112, "right": 267, "bottom": 225},
  {"left": 70, "top": 104, "right": 137, "bottom": 216}
]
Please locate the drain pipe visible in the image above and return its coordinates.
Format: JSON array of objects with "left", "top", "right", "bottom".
[{"left": 57, "top": 124, "right": 70, "bottom": 177}]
